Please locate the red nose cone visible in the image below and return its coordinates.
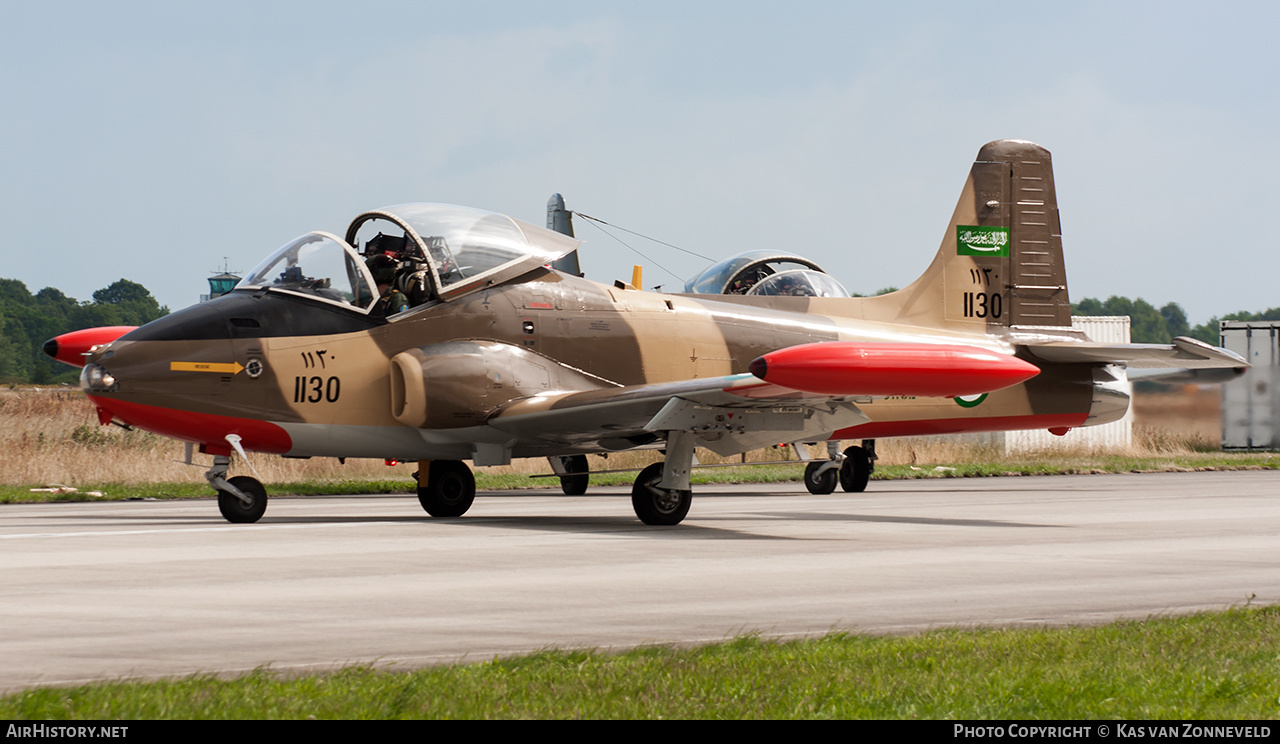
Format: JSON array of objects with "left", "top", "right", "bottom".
[
  {"left": 43, "top": 326, "right": 137, "bottom": 367},
  {"left": 748, "top": 342, "right": 1040, "bottom": 398}
]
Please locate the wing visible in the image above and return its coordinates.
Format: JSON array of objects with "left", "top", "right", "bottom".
[
  {"left": 1024, "top": 336, "right": 1248, "bottom": 369},
  {"left": 489, "top": 373, "right": 867, "bottom": 456},
  {"left": 487, "top": 342, "right": 1041, "bottom": 456}
]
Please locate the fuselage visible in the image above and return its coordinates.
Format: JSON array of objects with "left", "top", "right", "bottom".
[{"left": 80, "top": 266, "right": 1101, "bottom": 461}]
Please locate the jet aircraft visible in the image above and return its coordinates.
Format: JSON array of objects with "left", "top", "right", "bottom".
[{"left": 45, "top": 140, "right": 1246, "bottom": 526}]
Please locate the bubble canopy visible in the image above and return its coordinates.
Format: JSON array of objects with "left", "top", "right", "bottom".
[
  {"left": 346, "top": 203, "right": 580, "bottom": 302},
  {"left": 235, "top": 204, "right": 581, "bottom": 314},
  {"left": 746, "top": 269, "right": 849, "bottom": 298},
  {"left": 238, "top": 232, "right": 377, "bottom": 311},
  {"left": 683, "top": 250, "right": 835, "bottom": 296}
]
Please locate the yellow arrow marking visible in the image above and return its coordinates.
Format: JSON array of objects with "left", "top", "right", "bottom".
[{"left": 170, "top": 361, "right": 244, "bottom": 375}]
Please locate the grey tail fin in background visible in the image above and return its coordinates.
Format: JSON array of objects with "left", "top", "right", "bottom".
[{"left": 547, "top": 193, "right": 583, "bottom": 277}]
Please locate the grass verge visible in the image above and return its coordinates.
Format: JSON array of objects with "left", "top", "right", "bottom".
[{"left": 3, "top": 606, "right": 1276, "bottom": 719}]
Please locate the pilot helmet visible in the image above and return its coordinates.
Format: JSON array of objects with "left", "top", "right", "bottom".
[{"left": 367, "top": 255, "right": 397, "bottom": 286}]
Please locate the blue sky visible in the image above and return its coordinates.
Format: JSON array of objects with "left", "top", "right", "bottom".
[{"left": 3, "top": 1, "right": 1276, "bottom": 324}]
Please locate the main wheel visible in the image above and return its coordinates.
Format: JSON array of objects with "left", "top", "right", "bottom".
[
  {"left": 559, "top": 454, "right": 589, "bottom": 496},
  {"left": 804, "top": 461, "right": 838, "bottom": 494},
  {"left": 217, "top": 476, "right": 267, "bottom": 523},
  {"left": 417, "top": 460, "right": 476, "bottom": 517},
  {"left": 631, "top": 462, "right": 691, "bottom": 525},
  {"left": 839, "top": 446, "right": 872, "bottom": 493}
]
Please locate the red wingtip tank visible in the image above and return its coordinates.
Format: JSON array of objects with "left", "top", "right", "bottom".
[{"left": 748, "top": 342, "right": 1041, "bottom": 398}]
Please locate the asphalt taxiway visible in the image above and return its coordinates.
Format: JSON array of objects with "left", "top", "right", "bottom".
[{"left": 2, "top": 470, "right": 1277, "bottom": 691}]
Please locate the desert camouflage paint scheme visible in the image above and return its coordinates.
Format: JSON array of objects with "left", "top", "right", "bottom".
[{"left": 52, "top": 140, "right": 1246, "bottom": 525}]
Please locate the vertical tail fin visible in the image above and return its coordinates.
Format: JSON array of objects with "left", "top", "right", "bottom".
[
  {"left": 863, "top": 139, "right": 1071, "bottom": 330},
  {"left": 547, "top": 193, "right": 583, "bottom": 277}
]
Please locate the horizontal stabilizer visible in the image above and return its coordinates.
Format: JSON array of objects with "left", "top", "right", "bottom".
[
  {"left": 1025, "top": 336, "right": 1248, "bottom": 369},
  {"left": 1128, "top": 367, "right": 1247, "bottom": 385},
  {"left": 747, "top": 342, "right": 1041, "bottom": 398}
]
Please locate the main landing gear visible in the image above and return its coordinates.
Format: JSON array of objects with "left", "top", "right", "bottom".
[
  {"left": 801, "top": 440, "right": 876, "bottom": 495},
  {"left": 551, "top": 454, "right": 590, "bottom": 496},
  {"left": 629, "top": 431, "right": 696, "bottom": 526},
  {"left": 549, "top": 452, "right": 694, "bottom": 524},
  {"left": 839, "top": 441, "right": 875, "bottom": 493},
  {"left": 414, "top": 459, "right": 477, "bottom": 517},
  {"left": 631, "top": 462, "right": 692, "bottom": 525},
  {"left": 207, "top": 455, "right": 268, "bottom": 523}
]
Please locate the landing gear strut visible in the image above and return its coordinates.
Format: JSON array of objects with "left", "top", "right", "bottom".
[
  {"left": 552, "top": 454, "right": 590, "bottom": 496},
  {"left": 803, "top": 460, "right": 839, "bottom": 494},
  {"left": 415, "top": 459, "right": 476, "bottom": 517},
  {"left": 631, "top": 462, "right": 692, "bottom": 525},
  {"left": 630, "top": 431, "right": 695, "bottom": 525},
  {"left": 839, "top": 440, "right": 876, "bottom": 493},
  {"left": 206, "top": 455, "right": 267, "bottom": 523}
]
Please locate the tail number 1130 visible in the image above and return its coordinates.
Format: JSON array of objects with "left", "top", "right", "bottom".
[
  {"left": 962, "top": 291, "right": 1002, "bottom": 319},
  {"left": 293, "top": 375, "right": 341, "bottom": 403}
]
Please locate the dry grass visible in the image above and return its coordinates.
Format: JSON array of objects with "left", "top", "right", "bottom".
[
  {"left": 0, "top": 385, "right": 1230, "bottom": 488},
  {"left": 1131, "top": 385, "right": 1222, "bottom": 452},
  {"left": 0, "top": 387, "right": 412, "bottom": 486}
]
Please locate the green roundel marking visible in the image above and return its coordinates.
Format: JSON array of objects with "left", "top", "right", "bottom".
[{"left": 954, "top": 393, "right": 987, "bottom": 408}]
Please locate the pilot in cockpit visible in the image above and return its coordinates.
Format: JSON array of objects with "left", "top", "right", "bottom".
[
  {"left": 362, "top": 231, "right": 440, "bottom": 309},
  {"left": 366, "top": 254, "right": 409, "bottom": 317}
]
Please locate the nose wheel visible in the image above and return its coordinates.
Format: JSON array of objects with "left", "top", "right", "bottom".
[
  {"left": 206, "top": 455, "right": 268, "bottom": 523},
  {"left": 217, "top": 476, "right": 267, "bottom": 523}
]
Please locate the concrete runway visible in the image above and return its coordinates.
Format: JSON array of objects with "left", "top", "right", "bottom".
[{"left": 2, "top": 470, "right": 1278, "bottom": 691}]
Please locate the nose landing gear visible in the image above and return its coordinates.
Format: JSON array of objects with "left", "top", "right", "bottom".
[{"left": 206, "top": 455, "right": 267, "bottom": 523}]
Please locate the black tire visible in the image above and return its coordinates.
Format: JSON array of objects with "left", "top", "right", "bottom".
[
  {"left": 839, "top": 446, "right": 872, "bottom": 493},
  {"left": 804, "top": 461, "right": 838, "bottom": 494},
  {"left": 559, "top": 454, "right": 589, "bottom": 496},
  {"left": 417, "top": 460, "right": 476, "bottom": 517},
  {"left": 217, "top": 476, "right": 267, "bottom": 523},
  {"left": 631, "top": 462, "right": 691, "bottom": 525}
]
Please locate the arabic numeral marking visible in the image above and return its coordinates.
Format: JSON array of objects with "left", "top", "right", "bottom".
[
  {"left": 962, "top": 292, "right": 1003, "bottom": 319},
  {"left": 293, "top": 376, "right": 341, "bottom": 403},
  {"left": 967, "top": 268, "right": 995, "bottom": 286}
]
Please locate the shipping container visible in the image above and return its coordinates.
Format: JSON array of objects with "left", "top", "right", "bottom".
[
  {"left": 1004, "top": 316, "right": 1134, "bottom": 451},
  {"left": 1221, "top": 321, "right": 1280, "bottom": 450}
]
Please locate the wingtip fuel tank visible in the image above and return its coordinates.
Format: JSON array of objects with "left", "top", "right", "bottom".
[{"left": 748, "top": 342, "right": 1041, "bottom": 398}]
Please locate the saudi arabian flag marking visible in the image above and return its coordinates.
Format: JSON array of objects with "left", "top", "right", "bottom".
[
  {"left": 957, "top": 225, "right": 1010, "bottom": 257},
  {"left": 954, "top": 393, "right": 987, "bottom": 408}
]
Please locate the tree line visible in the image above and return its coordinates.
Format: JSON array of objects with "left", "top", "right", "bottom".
[
  {"left": 1072, "top": 297, "right": 1280, "bottom": 345},
  {"left": 0, "top": 278, "right": 168, "bottom": 384}
]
